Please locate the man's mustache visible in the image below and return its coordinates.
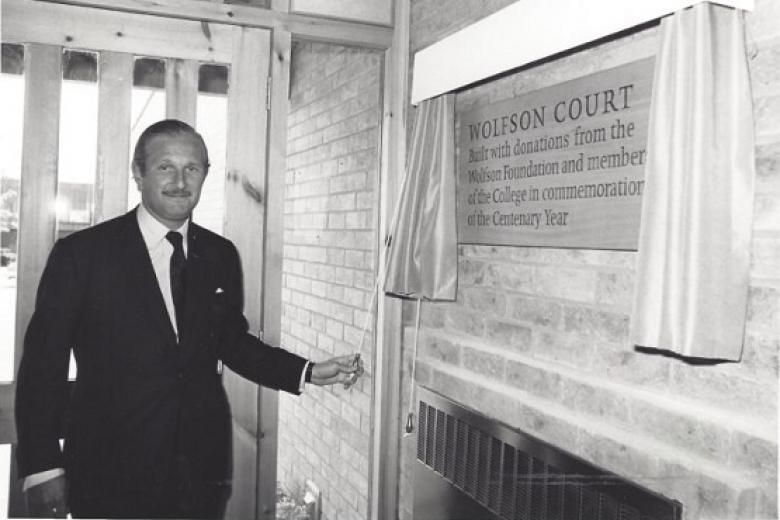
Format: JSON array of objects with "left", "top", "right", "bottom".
[{"left": 162, "top": 189, "right": 192, "bottom": 197}]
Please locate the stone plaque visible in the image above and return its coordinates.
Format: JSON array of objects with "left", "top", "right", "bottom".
[{"left": 457, "top": 58, "right": 654, "bottom": 250}]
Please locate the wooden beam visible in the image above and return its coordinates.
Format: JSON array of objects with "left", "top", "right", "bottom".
[
  {"left": 280, "top": 15, "right": 390, "bottom": 49},
  {"left": 8, "top": 445, "right": 25, "bottom": 517},
  {"left": 15, "top": 44, "right": 62, "bottom": 378},
  {"left": 371, "top": 0, "right": 409, "bottom": 518},
  {"left": 2, "top": 0, "right": 234, "bottom": 63},
  {"left": 256, "top": 3, "right": 291, "bottom": 516},
  {"left": 165, "top": 58, "right": 199, "bottom": 125},
  {"left": 271, "top": 0, "right": 291, "bottom": 10},
  {"left": 25, "top": 0, "right": 393, "bottom": 49},
  {"left": 291, "top": 0, "right": 392, "bottom": 27},
  {"left": 231, "top": 425, "right": 262, "bottom": 520},
  {"left": 95, "top": 51, "right": 133, "bottom": 223},
  {"left": 0, "top": 385, "right": 17, "bottom": 444},
  {"left": 222, "top": 25, "right": 271, "bottom": 520}
]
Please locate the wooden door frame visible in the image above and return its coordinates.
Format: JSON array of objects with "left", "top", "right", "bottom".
[{"left": 373, "top": 0, "right": 409, "bottom": 518}]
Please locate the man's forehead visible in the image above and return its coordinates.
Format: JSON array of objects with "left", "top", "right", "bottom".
[
  {"left": 145, "top": 133, "right": 207, "bottom": 160},
  {"left": 146, "top": 132, "right": 201, "bottom": 148}
]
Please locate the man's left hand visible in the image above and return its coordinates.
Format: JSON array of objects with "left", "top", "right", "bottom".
[{"left": 310, "top": 354, "right": 364, "bottom": 389}]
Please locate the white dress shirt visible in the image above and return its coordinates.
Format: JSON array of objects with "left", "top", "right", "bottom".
[
  {"left": 136, "top": 202, "right": 188, "bottom": 340},
  {"left": 24, "top": 204, "right": 308, "bottom": 491}
]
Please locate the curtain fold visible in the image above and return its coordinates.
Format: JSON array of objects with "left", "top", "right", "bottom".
[
  {"left": 630, "top": 3, "right": 755, "bottom": 360},
  {"left": 384, "top": 94, "right": 457, "bottom": 301}
]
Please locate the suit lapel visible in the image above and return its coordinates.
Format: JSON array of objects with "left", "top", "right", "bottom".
[{"left": 122, "top": 210, "right": 178, "bottom": 348}]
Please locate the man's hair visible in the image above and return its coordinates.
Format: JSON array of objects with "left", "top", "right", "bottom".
[{"left": 132, "top": 119, "right": 211, "bottom": 175}]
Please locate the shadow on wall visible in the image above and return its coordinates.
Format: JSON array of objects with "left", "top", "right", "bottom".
[{"left": 634, "top": 346, "right": 738, "bottom": 366}]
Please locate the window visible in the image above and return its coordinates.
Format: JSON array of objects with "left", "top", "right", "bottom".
[
  {"left": 57, "top": 50, "right": 98, "bottom": 239},
  {"left": 194, "top": 63, "right": 229, "bottom": 235}
]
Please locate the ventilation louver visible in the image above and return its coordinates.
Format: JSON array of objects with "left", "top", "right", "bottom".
[{"left": 414, "top": 387, "right": 682, "bottom": 520}]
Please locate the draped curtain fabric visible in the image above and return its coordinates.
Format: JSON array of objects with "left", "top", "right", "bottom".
[
  {"left": 384, "top": 94, "right": 457, "bottom": 301},
  {"left": 630, "top": 3, "right": 755, "bottom": 360}
]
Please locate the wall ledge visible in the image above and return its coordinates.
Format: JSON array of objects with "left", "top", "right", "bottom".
[
  {"left": 413, "top": 326, "right": 776, "bottom": 442},
  {"left": 419, "top": 358, "right": 765, "bottom": 493}
]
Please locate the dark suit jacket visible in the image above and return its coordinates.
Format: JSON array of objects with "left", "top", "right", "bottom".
[{"left": 15, "top": 209, "right": 306, "bottom": 501}]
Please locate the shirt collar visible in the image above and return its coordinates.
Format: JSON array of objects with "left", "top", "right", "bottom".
[{"left": 136, "top": 203, "right": 189, "bottom": 252}]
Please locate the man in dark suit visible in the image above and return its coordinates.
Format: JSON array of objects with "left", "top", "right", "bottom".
[{"left": 15, "top": 119, "right": 363, "bottom": 519}]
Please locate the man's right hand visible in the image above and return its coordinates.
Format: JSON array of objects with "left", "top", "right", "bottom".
[{"left": 25, "top": 474, "right": 69, "bottom": 518}]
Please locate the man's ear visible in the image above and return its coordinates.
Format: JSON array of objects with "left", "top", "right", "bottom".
[{"left": 131, "top": 162, "right": 143, "bottom": 190}]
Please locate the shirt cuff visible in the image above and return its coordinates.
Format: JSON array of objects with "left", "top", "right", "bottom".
[
  {"left": 299, "top": 361, "right": 310, "bottom": 392},
  {"left": 23, "top": 468, "right": 65, "bottom": 492}
]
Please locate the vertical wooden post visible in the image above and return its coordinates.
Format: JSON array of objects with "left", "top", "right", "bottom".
[
  {"left": 257, "top": 1, "right": 292, "bottom": 515},
  {"left": 371, "top": 0, "right": 410, "bottom": 517},
  {"left": 14, "top": 44, "right": 62, "bottom": 377},
  {"left": 223, "top": 25, "right": 271, "bottom": 520},
  {"left": 95, "top": 51, "right": 133, "bottom": 223},
  {"left": 8, "top": 445, "right": 26, "bottom": 517},
  {"left": 165, "top": 58, "right": 199, "bottom": 125}
]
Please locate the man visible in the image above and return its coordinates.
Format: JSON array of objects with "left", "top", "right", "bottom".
[{"left": 15, "top": 119, "right": 363, "bottom": 519}]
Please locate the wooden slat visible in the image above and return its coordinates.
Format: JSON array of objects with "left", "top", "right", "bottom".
[
  {"left": 25, "top": 0, "right": 394, "bottom": 49},
  {"left": 222, "top": 25, "right": 271, "bottom": 520},
  {"left": 372, "top": 0, "right": 410, "bottom": 517},
  {"left": 2, "top": 0, "right": 234, "bottom": 63},
  {"left": 255, "top": 7, "right": 291, "bottom": 518},
  {"left": 14, "top": 44, "right": 63, "bottom": 378},
  {"left": 0, "top": 385, "right": 17, "bottom": 444},
  {"left": 271, "top": 0, "right": 291, "bottom": 10},
  {"left": 8, "top": 445, "right": 26, "bottom": 517},
  {"left": 95, "top": 51, "right": 133, "bottom": 223},
  {"left": 165, "top": 58, "right": 199, "bottom": 125},
  {"left": 231, "top": 425, "right": 261, "bottom": 520},
  {"left": 291, "top": 0, "right": 392, "bottom": 27},
  {"left": 279, "top": 15, "right": 390, "bottom": 49},
  {"left": 223, "top": 24, "right": 270, "bottom": 441}
]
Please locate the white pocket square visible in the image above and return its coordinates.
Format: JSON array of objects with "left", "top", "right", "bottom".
[{"left": 215, "top": 287, "right": 224, "bottom": 294}]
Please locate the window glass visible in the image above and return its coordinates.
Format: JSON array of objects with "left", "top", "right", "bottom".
[
  {"left": 57, "top": 49, "right": 98, "bottom": 239},
  {"left": 193, "top": 63, "right": 229, "bottom": 235}
]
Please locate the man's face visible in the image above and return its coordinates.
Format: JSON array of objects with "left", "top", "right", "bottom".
[{"left": 132, "top": 133, "right": 208, "bottom": 229}]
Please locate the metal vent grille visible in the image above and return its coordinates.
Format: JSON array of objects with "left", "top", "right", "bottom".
[{"left": 415, "top": 388, "right": 682, "bottom": 520}]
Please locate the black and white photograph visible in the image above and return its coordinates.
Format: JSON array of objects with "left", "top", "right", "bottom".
[{"left": 0, "top": 0, "right": 777, "bottom": 518}]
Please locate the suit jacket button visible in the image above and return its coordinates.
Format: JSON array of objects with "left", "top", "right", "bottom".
[{"left": 178, "top": 372, "right": 184, "bottom": 380}]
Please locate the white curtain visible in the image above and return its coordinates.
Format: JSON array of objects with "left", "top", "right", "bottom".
[
  {"left": 384, "top": 94, "right": 457, "bottom": 301},
  {"left": 630, "top": 3, "right": 755, "bottom": 360}
]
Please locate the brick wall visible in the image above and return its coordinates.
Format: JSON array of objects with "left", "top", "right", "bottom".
[
  {"left": 278, "top": 42, "right": 381, "bottom": 520},
  {"left": 400, "top": 2, "right": 779, "bottom": 519}
]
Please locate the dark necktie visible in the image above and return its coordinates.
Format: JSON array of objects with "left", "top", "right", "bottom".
[{"left": 166, "top": 231, "right": 186, "bottom": 337}]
